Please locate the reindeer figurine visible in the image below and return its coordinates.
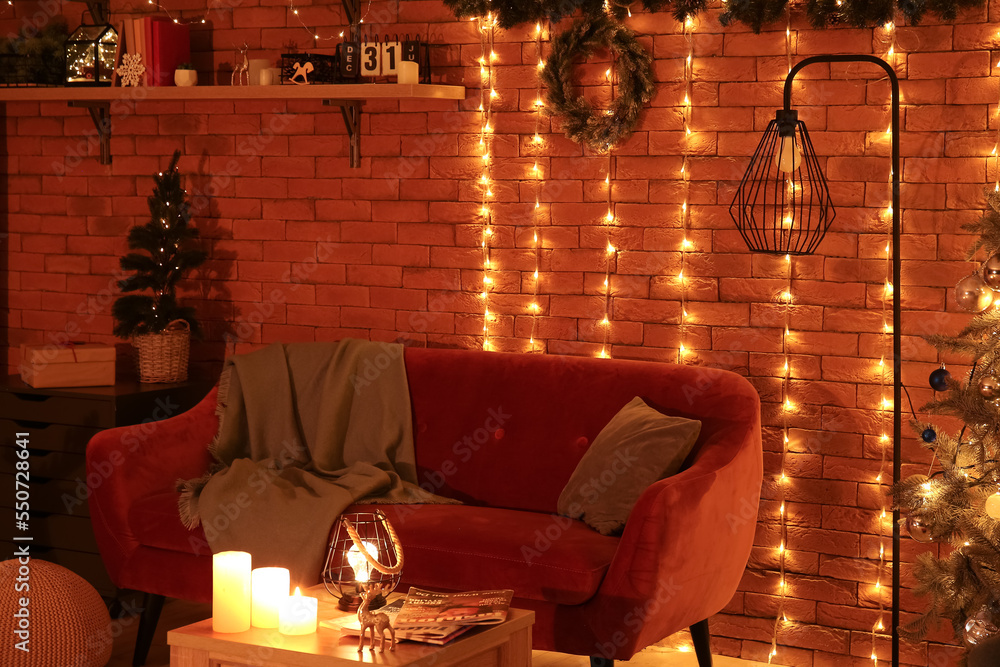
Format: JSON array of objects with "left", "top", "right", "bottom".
[
  {"left": 357, "top": 582, "right": 395, "bottom": 653},
  {"left": 231, "top": 42, "right": 249, "bottom": 86}
]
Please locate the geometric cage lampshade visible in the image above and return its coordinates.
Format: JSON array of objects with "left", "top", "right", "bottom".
[
  {"left": 729, "top": 109, "right": 836, "bottom": 255},
  {"left": 64, "top": 22, "right": 118, "bottom": 86},
  {"left": 322, "top": 510, "right": 403, "bottom": 611}
]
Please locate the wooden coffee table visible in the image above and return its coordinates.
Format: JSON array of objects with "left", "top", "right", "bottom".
[{"left": 167, "top": 585, "right": 533, "bottom": 666}]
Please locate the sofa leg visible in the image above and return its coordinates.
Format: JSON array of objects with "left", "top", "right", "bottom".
[
  {"left": 690, "top": 618, "right": 713, "bottom": 667},
  {"left": 590, "top": 658, "right": 613, "bottom": 667},
  {"left": 132, "top": 592, "right": 165, "bottom": 667}
]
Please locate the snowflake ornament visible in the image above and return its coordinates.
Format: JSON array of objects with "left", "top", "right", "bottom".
[{"left": 117, "top": 53, "right": 145, "bottom": 87}]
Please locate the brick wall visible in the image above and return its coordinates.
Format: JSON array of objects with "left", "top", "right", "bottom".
[{"left": 2, "top": 0, "right": 996, "bottom": 663}]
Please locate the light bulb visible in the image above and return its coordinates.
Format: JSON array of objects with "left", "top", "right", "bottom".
[
  {"left": 346, "top": 540, "right": 378, "bottom": 583},
  {"left": 774, "top": 135, "right": 802, "bottom": 173}
]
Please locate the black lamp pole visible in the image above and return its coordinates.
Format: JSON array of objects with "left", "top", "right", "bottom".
[{"left": 783, "top": 54, "right": 902, "bottom": 666}]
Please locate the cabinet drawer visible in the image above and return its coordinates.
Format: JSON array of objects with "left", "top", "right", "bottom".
[
  {"left": 0, "top": 474, "right": 91, "bottom": 517},
  {"left": 0, "top": 419, "right": 100, "bottom": 453},
  {"left": 0, "top": 538, "right": 114, "bottom": 596},
  {"left": 0, "top": 506, "right": 100, "bottom": 553},
  {"left": 0, "top": 447, "right": 86, "bottom": 482},
  {"left": 0, "top": 392, "right": 112, "bottom": 427}
]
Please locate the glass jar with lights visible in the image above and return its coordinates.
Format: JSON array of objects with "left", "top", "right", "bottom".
[
  {"left": 322, "top": 510, "right": 403, "bottom": 611},
  {"left": 64, "top": 22, "right": 118, "bottom": 85}
]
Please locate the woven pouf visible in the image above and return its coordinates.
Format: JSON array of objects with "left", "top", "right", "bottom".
[{"left": 0, "top": 559, "right": 112, "bottom": 667}]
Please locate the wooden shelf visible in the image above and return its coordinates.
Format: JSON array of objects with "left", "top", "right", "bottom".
[
  {"left": 0, "top": 83, "right": 466, "bottom": 166},
  {"left": 0, "top": 82, "right": 466, "bottom": 102}
]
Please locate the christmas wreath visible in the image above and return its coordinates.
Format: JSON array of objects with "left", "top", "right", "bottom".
[{"left": 540, "top": 14, "right": 655, "bottom": 153}]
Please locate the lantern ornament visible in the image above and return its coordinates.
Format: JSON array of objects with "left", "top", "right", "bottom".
[
  {"left": 729, "top": 108, "right": 836, "bottom": 256},
  {"left": 65, "top": 23, "right": 118, "bottom": 85},
  {"left": 323, "top": 510, "right": 403, "bottom": 611}
]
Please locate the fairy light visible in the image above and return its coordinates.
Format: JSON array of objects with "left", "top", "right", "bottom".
[
  {"left": 598, "top": 43, "right": 617, "bottom": 359},
  {"left": 677, "top": 16, "right": 694, "bottom": 363},
  {"left": 142, "top": 0, "right": 209, "bottom": 24},
  {"left": 478, "top": 12, "right": 498, "bottom": 351},
  {"left": 768, "top": 17, "right": 795, "bottom": 662},
  {"left": 286, "top": 0, "right": 371, "bottom": 42},
  {"left": 768, "top": 253, "right": 794, "bottom": 665},
  {"left": 528, "top": 21, "right": 547, "bottom": 353},
  {"left": 994, "top": 58, "right": 1000, "bottom": 192}
]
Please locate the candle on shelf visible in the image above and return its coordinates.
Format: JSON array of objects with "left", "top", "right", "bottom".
[
  {"left": 279, "top": 587, "right": 318, "bottom": 636},
  {"left": 251, "top": 567, "right": 290, "bottom": 628},
  {"left": 213, "top": 551, "right": 252, "bottom": 633}
]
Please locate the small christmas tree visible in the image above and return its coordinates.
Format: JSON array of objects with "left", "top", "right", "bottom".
[
  {"left": 894, "top": 187, "right": 1000, "bottom": 652},
  {"left": 112, "top": 151, "right": 207, "bottom": 338}
]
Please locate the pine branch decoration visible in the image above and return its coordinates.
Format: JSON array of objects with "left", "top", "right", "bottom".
[{"left": 892, "top": 187, "right": 1000, "bottom": 649}]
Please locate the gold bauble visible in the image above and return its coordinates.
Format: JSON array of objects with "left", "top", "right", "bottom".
[
  {"left": 956, "top": 274, "right": 995, "bottom": 313},
  {"left": 984, "top": 254, "right": 1000, "bottom": 289}
]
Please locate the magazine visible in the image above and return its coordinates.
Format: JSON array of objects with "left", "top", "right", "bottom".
[
  {"left": 320, "top": 599, "right": 473, "bottom": 645},
  {"left": 393, "top": 587, "right": 514, "bottom": 628}
]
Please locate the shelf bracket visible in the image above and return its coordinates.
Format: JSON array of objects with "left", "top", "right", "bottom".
[
  {"left": 341, "top": 0, "right": 361, "bottom": 40},
  {"left": 69, "top": 101, "right": 112, "bottom": 165},
  {"left": 324, "top": 99, "right": 363, "bottom": 168},
  {"left": 68, "top": 0, "right": 110, "bottom": 24}
]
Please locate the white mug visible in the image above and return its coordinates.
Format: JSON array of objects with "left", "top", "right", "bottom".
[{"left": 397, "top": 60, "right": 419, "bottom": 85}]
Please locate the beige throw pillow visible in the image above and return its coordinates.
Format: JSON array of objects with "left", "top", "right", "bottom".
[{"left": 557, "top": 396, "right": 702, "bottom": 535}]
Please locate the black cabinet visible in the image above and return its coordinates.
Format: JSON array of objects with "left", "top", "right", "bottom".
[{"left": 1, "top": 376, "right": 213, "bottom": 596}]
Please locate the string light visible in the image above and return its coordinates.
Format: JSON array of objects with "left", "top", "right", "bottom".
[
  {"left": 769, "top": 14, "right": 794, "bottom": 663},
  {"left": 478, "top": 12, "right": 498, "bottom": 351},
  {"left": 598, "top": 39, "right": 617, "bottom": 359},
  {"left": 769, "top": 252, "right": 794, "bottom": 665},
  {"left": 528, "top": 21, "right": 547, "bottom": 353},
  {"left": 994, "top": 57, "right": 1000, "bottom": 192},
  {"left": 868, "top": 17, "right": 900, "bottom": 665},
  {"left": 140, "top": 0, "right": 208, "bottom": 25},
  {"left": 677, "top": 16, "right": 694, "bottom": 363}
]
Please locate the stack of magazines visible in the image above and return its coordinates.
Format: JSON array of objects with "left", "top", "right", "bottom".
[{"left": 323, "top": 587, "right": 514, "bottom": 645}]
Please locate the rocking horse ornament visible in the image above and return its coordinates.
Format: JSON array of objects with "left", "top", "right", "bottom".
[{"left": 290, "top": 61, "right": 314, "bottom": 85}]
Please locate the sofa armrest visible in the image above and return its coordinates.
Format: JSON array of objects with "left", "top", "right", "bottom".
[
  {"left": 588, "top": 418, "right": 763, "bottom": 657},
  {"left": 86, "top": 387, "right": 219, "bottom": 581}
]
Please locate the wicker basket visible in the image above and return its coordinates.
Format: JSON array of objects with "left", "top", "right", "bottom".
[{"left": 133, "top": 318, "right": 190, "bottom": 383}]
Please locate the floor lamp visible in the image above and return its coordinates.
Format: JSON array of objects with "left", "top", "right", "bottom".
[{"left": 729, "top": 54, "right": 902, "bottom": 667}]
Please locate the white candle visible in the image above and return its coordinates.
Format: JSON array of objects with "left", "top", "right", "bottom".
[
  {"left": 251, "top": 567, "right": 290, "bottom": 628},
  {"left": 213, "top": 551, "right": 252, "bottom": 633},
  {"left": 397, "top": 60, "right": 419, "bottom": 85},
  {"left": 278, "top": 587, "right": 318, "bottom": 635}
]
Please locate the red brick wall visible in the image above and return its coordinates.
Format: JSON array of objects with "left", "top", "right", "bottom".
[{"left": 2, "top": 0, "right": 996, "bottom": 663}]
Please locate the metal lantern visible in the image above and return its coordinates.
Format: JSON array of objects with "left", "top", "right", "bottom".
[
  {"left": 64, "top": 23, "right": 118, "bottom": 86},
  {"left": 323, "top": 510, "right": 403, "bottom": 611},
  {"left": 729, "top": 109, "right": 836, "bottom": 256}
]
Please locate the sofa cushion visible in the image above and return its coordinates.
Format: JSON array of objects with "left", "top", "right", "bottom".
[
  {"left": 557, "top": 396, "right": 701, "bottom": 535},
  {"left": 351, "top": 503, "right": 620, "bottom": 606},
  {"left": 127, "top": 492, "right": 618, "bottom": 606}
]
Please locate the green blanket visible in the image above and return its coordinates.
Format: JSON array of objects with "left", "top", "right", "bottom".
[{"left": 178, "top": 339, "right": 454, "bottom": 585}]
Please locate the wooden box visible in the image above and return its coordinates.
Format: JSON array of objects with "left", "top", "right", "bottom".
[{"left": 19, "top": 343, "right": 116, "bottom": 388}]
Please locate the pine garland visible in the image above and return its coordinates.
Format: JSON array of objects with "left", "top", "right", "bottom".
[
  {"left": 540, "top": 14, "right": 654, "bottom": 153},
  {"left": 442, "top": 0, "right": 987, "bottom": 33}
]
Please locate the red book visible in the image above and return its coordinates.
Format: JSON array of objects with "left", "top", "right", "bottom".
[
  {"left": 150, "top": 18, "right": 190, "bottom": 86},
  {"left": 143, "top": 17, "right": 155, "bottom": 86}
]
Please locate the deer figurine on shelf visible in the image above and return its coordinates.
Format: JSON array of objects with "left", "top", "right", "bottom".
[
  {"left": 231, "top": 42, "right": 249, "bottom": 86},
  {"left": 357, "top": 582, "right": 395, "bottom": 653}
]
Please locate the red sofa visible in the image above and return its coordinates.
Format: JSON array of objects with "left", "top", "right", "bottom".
[{"left": 87, "top": 347, "right": 762, "bottom": 666}]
